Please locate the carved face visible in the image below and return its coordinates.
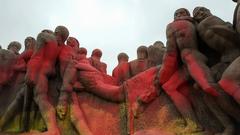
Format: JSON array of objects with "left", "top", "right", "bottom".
[
  {"left": 67, "top": 37, "right": 79, "bottom": 49},
  {"left": 54, "top": 26, "right": 69, "bottom": 44},
  {"left": 25, "top": 37, "right": 36, "bottom": 50},
  {"left": 9, "top": 45, "right": 20, "bottom": 54},
  {"left": 92, "top": 49, "right": 102, "bottom": 59},
  {"left": 193, "top": 7, "right": 211, "bottom": 22},
  {"left": 174, "top": 8, "right": 190, "bottom": 20}
]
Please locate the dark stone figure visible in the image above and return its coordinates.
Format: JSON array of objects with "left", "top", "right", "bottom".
[
  {"left": 24, "top": 37, "right": 36, "bottom": 51},
  {"left": 193, "top": 7, "right": 240, "bottom": 134},
  {"left": 147, "top": 41, "right": 166, "bottom": 67},
  {"left": 55, "top": 26, "right": 93, "bottom": 135},
  {"left": 158, "top": 8, "right": 204, "bottom": 133},
  {"left": 0, "top": 31, "right": 60, "bottom": 135},
  {"left": 129, "top": 46, "right": 149, "bottom": 77},
  {"left": 7, "top": 41, "right": 21, "bottom": 55},
  {"left": 88, "top": 49, "right": 107, "bottom": 74},
  {"left": 67, "top": 37, "right": 79, "bottom": 50},
  {"left": 112, "top": 52, "right": 130, "bottom": 85}
]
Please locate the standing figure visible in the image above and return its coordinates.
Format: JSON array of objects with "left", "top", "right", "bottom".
[
  {"left": 193, "top": 5, "right": 240, "bottom": 121},
  {"left": 26, "top": 31, "right": 60, "bottom": 135},
  {"left": 158, "top": 8, "right": 220, "bottom": 132},
  {"left": 88, "top": 49, "right": 107, "bottom": 74},
  {"left": 112, "top": 52, "right": 130, "bottom": 85},
  {"left": 129, "top": 46, "right": 149, "bottom": 77},
  {"left": 55, "top": 26, "right": 93, "bottom": 135},
  {"left": 147, "top": 41, "right": 166, "bottom": 67}
]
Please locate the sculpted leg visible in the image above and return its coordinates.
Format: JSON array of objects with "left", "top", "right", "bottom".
[
  {"left": 219, "top": 79, "right": 240, "bottom": 105},
  {"left": 70, "top": 92, "right": 93, "bottom": 135},
  {"left": 76, "top": 63, "right": 125, "bottom": 102},
  {"left": 0, "top": 86, "right": 25, "bottom": 131},
  {"left": 203, "top": 94, "right": 235, "bottom": 135},
  {"left": 21, "top": 84, "right": 34, "bottom": 131},
  {"left": 218, "top": 56, "right": 240, "bottom": 105},
  {"left": 34, "top": 74, "right": 60, "bottom": 135},
  {"left": 162, "top": 70, "right": 202, "bottom": 133},
  {"left": 57, "top": 61, "right": 77, "bottom": 120},
  {"left": 181, "top": 49, "right": 219, "bottom": 96}
]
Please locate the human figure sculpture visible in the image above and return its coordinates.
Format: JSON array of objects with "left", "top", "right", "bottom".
[
  {"left": 25, "top": 31, "right": 61, "bottom": 135},
  {"left": 78, "top": 47, "right": 88, "bottom": 61},
  {"left": 0, "top": 36, "right": 36, "bottom": 131},
  {"left": 193, "top": 7, "right": 240, "bottom": 79},
  {"left": 88, "top": 49, "right": 107, "bottom": 74},
  {"left": 14, "top": 37, "right": 36, "bottom": 72},
  {"left": 159, "top": 8, "right": 220, "bottom": 96},
  {"left": 55, "top": 26, "right": 93, "bottom": 135},
  {"left": 67, "top": 37, "right": 79, "bottom": 50},
  {"left": 214, "top": 4, "right": 240, "bottom": 106},
  {"left": 157, "top": 8, "right": 223, "bottom": 132},
  {"left": 7, "top": 41, "right": 21, "bottom": 55},
  {"left": 147, "top": 41, "right": 165, "bottom": 67},
  {"left": 0, "top": 31, "right": 60, "bottom": 135},
  {"left": 129, "top": 46, "right": 149, "bottom": 77},
  {"left": 112, "top": 52, "right": 130, "bottom": 85},
  {"left": 24, "top": 36, "right": 36, "bottom": 51},
  {"left": 193, "top": 7, "right": 240, "bottom": 129},
  {"left": 217, "top": 1, "right": 240, "bottom": 106}
]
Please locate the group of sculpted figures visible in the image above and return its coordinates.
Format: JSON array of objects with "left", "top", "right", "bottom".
[{"left": 1, "top": 1, "right": 240, "bottom": 135}]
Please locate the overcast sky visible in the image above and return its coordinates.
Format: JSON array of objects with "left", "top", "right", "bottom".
[{"left": 0, "top": 0, "right": 236, "bottom": 74}]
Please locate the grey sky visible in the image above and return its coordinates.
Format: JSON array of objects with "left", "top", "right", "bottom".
[{"left": 0, "top": 0, "right": 236, "bottom": 74}]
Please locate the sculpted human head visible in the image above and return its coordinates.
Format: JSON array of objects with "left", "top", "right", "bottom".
[
  {"left": 7, "top": 41, "right": 21, "bottom": 55},
  {"left": 24, "top": 36, "right": 36, "bottom": 50},
  {"left": 91, "top": 49, "right": 102, "bottom": 60},
  {"left": 193, "top": 6, "right": 212, "bottom": 22},
  {"left": 137, "top": 46, "right": 148, "bottom": 59},
  {"left": 117, "top": 52, "right": 129, "bottom": 64},
  {"left": 79, "top": 47, "right": 87, "bottom": 55},
  {"left": 174, "top": 8, "right": 190, "bottom": 20},
  {"left": 67, "top": 37, "right": 79, "bottom": 49},
  {"left": 54, "top": 25, "right": 69, "bottom": 44},
  {"left": 36, "top": 32, "right": 57, "bottom": 50},
  {"left": 42, "top": 29, "right": 54, "bottom": 34},
  {"left": 153, "top": 41, "right": 164, "bottom": 49}
]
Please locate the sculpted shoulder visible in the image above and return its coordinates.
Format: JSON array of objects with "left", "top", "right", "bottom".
[{"left": 167, "top": 19, "right": 195, "bottom": 37}]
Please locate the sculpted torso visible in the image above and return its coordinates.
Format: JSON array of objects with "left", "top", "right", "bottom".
[
  {"left": 167, "top": 19, "right": 198, "bottom": 51},
  {"left": 197, "top": 16, "right": 240, "bottom": 62}
]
